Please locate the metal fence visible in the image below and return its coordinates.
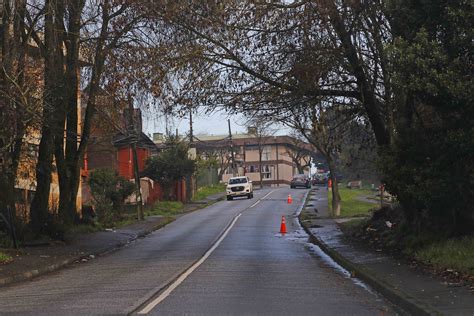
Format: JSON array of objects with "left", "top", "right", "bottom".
[{"left": 196, "top": 167, "right": 219, "bottom": 188}]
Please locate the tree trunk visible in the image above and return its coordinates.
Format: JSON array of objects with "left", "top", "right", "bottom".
[
  {"left": 57, "top": 170, "right": 81, "bottom": 225},
  {"left": 30, "top": 0, "right": 66, "bottom": 233},
  {"left": 327, "top": 159, "right": 341, "bottom": 217},
  {"left": 56, "top": 0, "right": 84, "bottom": 225},
  {"left": 0, "top": 0, "right": 27, "bottom": 217},
  {"left": 29, "top": 121, "right": 54, "bottom": 233},
  {"left": 296, "top": 164, "right": 304, "bottom": 174},
  {"left": 331, "top": 177, "right": 341, "bottom": 217},
  {"left": 325, "top": 2, "right": 390, "bottom": 147}
]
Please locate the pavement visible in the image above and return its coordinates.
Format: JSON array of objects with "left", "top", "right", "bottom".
[
  {"left": 0, "top": 192, "right": 225, "bottom": 288},
  {"left": 300, "top": 187, "right": 474, "bottom": 316}
]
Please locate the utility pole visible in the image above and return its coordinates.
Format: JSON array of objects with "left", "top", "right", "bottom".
[
  {"left": 128, "top": 96, "right": 144, "bottom": 221},
  {"left": 189, "top": 108, "right": 193, "bottom": 145},
  {"left": 276, "top": 143, "right": 280, "bottom": 187},
  {"left": 187, "top": 107, "right": 194, "bottom": 200},
  {"left": 165, "top": 114, "right": 169, "bottom": 136},
  {"left": 228, "top": 119, "right": 236, "bottom": 176}
]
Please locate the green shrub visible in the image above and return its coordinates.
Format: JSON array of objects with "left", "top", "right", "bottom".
[
  {"left": 0, "top": 252, "right": 12, "bottom": 264},
  {"left": 143, "top": 135, "right": 195, "bottom": 200},
  {"left": 89, "top": 168, "right": 135, "bottom": 225}
]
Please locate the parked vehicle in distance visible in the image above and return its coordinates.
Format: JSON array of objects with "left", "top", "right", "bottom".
[
  {"left": 226, "top": 176, "right": 253, "bottom": 200},
  {"left": 290, "top": 174, "right": 311, "bottom": 189},
  {"left": 312, "top": 172, "right": 328, "bottom": 185}
]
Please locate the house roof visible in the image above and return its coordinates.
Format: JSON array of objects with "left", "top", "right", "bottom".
[
  {"left": 112, "top": 132, "right": 158, "bottom": 153},
  {"left": 193, "top": 134, "right": 317, "bottom": 156}
]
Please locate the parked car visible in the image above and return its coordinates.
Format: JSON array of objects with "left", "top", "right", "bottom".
[
  {"left": 312, "top": 172, "right": 328, "bottom": 185},
  {"left": 290, "top": 174, "right": 311, "bottom": 189},
  {"left": 226, "top": 176, "right": 253, "bottom": 200}
]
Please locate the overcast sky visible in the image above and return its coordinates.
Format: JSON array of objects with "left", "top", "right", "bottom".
[{"left": 142, "top": 109, "right": 291, "bottom": 138}]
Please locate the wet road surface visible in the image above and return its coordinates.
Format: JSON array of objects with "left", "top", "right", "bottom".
[
  {"left": 0, "top": 188, "right": 398, "bottom": 315},
  {"left": 140, "top": 188, "right": 395, "bottom": 315}
]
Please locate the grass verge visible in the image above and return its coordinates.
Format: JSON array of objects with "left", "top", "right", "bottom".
[
  {"left": 329, "top": 187, "right": 377, "bottom": 217},
  {"left": 193, "top": 184, "right": 225, "bottom": 201},
  {"left": 415, "top": 237, "right": 474, "bottom": 276},
  {"left": 0, "top": 252, "right": 13, "bottom": 264},
  {"left": 147, "top": 200, "right": 185, "bottom": 217},
  {"left": 67, "top": 224, "right": 103, "bottom": 235},
  {"left": 339, "top": 218, "right": 367, "bottom": 231}
]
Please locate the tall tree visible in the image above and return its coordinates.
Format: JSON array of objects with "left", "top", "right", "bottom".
[
  {"left": 146, "top": 1, "right": 393, "bottom": 148},
  {"left": 281, "top": 99, "right": 353, "bottom": 216},
  {"left": 29, "top": 0, "right": 63, "bottom": 232},
  {"left": 0, "top": 0, "right": 35, "bottom": 216},
  {"left": 246, "top": 119, "right": 276, "bottom": 188},
  {"left": 285, "top": 134, "right": 313, "bottom": 175},
  {"left": 29, "top": 0, "right": 150, "bottom": 230},
  {"left": 380, "top": 0, "right": 474, "bottom": 234}
]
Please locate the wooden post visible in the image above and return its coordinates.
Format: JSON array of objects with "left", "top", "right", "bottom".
[
  {"left": 380, "top": 184, "right": 384, "bottom": 208},
  {"left": 128, "top": 97, "right": 144, "bottom": 220}
]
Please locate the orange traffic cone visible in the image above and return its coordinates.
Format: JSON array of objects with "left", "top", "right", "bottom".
[
  {"left": 287, "top": 194, "right": 292, "bottom": 204},
  {"left": 280, "top": 216, "right": 287, "bottom": 234}
]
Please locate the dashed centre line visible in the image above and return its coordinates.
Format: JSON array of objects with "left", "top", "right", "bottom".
[
  {"left": 136, "top": 189, "right": 276, "bottom": 314},
  {"left": 250, "top": 200, "right": 261, "bottom": 208},
  {"left": 137, "top": 213, "right": 242, "bottom": 314}
]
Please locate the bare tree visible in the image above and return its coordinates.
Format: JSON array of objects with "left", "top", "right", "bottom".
[
  {"left": 0, "top": 0, "right": 39, "bottom": 217},
  {"left": 197, "top": 146, "right": 232, "bottom": 182},
  {"left": 27, "top": 0, "right": 152, "bottom": 230},
  {"left": 142, "top": 1, "right": 395, "bottom": 216},
  {"left": 279, "top": 99, "right": 357, "bottom": 217},
  {"left": 246, "top": 119, "right": 276, "bottom": 189},
  {"left": 145, "top": 1, "right": 393, "bottom": 149},
  {"left": 285, "top": 133, "right": 312, "bottom": 175}
]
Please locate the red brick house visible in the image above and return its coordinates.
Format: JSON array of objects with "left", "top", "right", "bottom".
[{"left": 81, "top": 102, "right": 161, "bottom": 205}]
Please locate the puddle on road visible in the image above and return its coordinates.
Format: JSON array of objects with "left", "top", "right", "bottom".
[
  {"left": 285, "top": 225, "right": 376, "bottom": 294},
  {"left": 285, "top": 191, "right": 376, "bottom": 295},
  {"left": 305, "top": 242, "right": 374, "bottom": 293}
]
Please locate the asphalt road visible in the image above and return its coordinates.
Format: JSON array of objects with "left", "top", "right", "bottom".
[{"left": 0, "top": 187, "right": 397, "bottom": 315}]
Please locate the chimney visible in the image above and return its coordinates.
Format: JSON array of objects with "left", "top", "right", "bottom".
[
  {"left": 247, "top": 126, "right": 257, "bottom": 135},
  {"left": 124, "top": 108, "right": 142, "bottom": 133},
  {"left": 153, "top": 132, "right": 164, "bottom": 143}
]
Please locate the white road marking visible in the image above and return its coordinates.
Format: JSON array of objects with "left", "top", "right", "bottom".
[
  {"left": 137, "top": 213, "right": 243, "bottom": 314},
  {"left": 250, "top": 190, "right": 274, "bottom": 208},
  {"left": 250, "top": 200, "right": 261, "bottom": 208},
  {"left": 261, "top": 190, "right": 274, "bottom": 200}
]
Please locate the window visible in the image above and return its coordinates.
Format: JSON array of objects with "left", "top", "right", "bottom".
[
  {"left": 262, "top": 165, "right": 273, "bottom": 179},
  {"left": 229, "top": 177, "right": 248, "bottom": 184},
  {"left": 249, "top": 165, "right": 257, "bottom": 173},
  {"left": 245, "top": 144, "right": 258, "bottom": 151},
  {"left": 262, "top": 146, "right": 272, "bottom": 161}
]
